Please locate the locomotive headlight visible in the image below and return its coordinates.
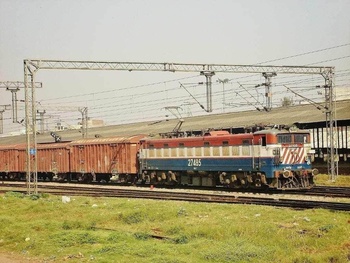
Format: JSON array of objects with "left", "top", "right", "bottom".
[
  {"left": 312, "top": 169, "right": 319, "bottom": 176},
  {"left": 283, "top": 170, "right": 292, "bottom": 178}
]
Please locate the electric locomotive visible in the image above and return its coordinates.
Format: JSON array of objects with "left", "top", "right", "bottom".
[{"left": 139, "top": 128, "right": 317, "bottom": 189}]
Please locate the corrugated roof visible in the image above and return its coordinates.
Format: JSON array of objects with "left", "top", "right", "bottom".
[
  {"left": 70, "top": 135, "right": 145, "bottom": 145},
  {"left": 0, "top": 99, "right": 349, "bottom": 145}
]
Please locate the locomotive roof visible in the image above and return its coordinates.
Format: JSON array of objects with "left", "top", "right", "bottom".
[
  {"left": 253, "top": 128, "right": 310, "bottom": 135},
  {"left": 142, "top": 132, "right": 253, "bottom": 142}
]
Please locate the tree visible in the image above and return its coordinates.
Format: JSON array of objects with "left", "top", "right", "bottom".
[{"left": 281, "top": 97, "right": 293, "bottom": 107}]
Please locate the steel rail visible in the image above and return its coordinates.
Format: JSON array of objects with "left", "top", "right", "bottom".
[{"left": 1, "top": 183, "right": 349, "bottom": 211}]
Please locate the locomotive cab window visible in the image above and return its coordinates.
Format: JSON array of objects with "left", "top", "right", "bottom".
[
  {"left": 204, "top": 142, "right": 210, "bottom": 147},
  {"left": 294, "top": 134, "right": 308, "bottom": 143},
  {"left": 277, "top": 134, "right": 292, "bottom": 143},
  {"left": 261, "top": 136, "right": 266, "bottom": 146},
  {"left": 222, "top": 141, "right": 229, "bottom": 146}
]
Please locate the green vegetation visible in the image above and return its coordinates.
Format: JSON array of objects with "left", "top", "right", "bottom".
[
  {"left": 0, "top": 192, "right": 349, "bottom": 262},
  {"left": 315, "top": 174, "right": 350, "bottom": 187}
]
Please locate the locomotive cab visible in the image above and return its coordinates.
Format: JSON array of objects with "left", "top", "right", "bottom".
[{"left": 253, "top": 129, "right": 317, "bottom": 189}]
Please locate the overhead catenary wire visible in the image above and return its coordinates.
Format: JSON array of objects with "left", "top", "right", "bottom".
[
  {"left": 40, "top": 74, "right": 200, "bottom": 102},
  {"left": 256, "top": 43, "right": 350, "bottom": 65},
  {"left": 237, "top": 82, "right": 265, "bottom": 107},
  {"left": 3, "top": 44, "right": 350, "bottom": 135},
  {"left": 179, "top": 82, "right": 207, "bottom": 112},
  {"left": 283, "top": 85, "right": 326, "bottom": 111},
  {"left": 36, "top": 65, "right": 350, "bottom": 115},
  {"left": 10, "top": 73, "right": 350, "bottom": 117},
  {"left": 38, "top": 44, "right": 350, "bottom": 106}
]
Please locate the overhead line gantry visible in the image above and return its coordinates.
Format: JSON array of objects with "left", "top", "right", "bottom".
[{"left": 23, "top": 59, "right": 336, "bottom": 195}]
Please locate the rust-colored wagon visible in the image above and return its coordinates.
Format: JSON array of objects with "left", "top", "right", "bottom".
[
  {"left": 68, "top": 135, "right": 144, "bottom": 182},
  {"left": 36, "top": 142, "right": 71, "bottom": 181},
  {"left": 0, "top": 144, "right": 24, "bottom": 179}
]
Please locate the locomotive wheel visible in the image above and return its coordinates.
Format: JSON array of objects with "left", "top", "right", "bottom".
[
  {"left": 240, "top": 179, "right": 249, "bottom": 188},
  {"left": 231, "top": 180, "right": 241, "bottom": 188}
]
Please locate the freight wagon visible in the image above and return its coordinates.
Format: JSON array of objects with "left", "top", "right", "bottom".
[{"left": 60, "top": 135, "right": 143, "bottom": 183}]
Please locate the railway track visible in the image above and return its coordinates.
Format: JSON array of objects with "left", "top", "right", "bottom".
[
  {"left": 307, "top": 186, "right": 350, "bottom": 198},
  {"left": 157, "top": 185, "right": 350, "bottom": 198},
  {"left": 1, "top": 182, "right": 350, "bottom": 211},
  {"left": 2, "top": 180, "right": 350, "bottom": 198}
]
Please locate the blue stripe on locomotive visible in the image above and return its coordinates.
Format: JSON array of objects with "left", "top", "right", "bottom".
[{"left": 142, "top": 157, "right": 312, "bottom": 178}]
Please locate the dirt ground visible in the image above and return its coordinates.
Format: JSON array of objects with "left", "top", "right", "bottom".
[{"left": 0, "top": 253, "right": 37, "bottom": 263}]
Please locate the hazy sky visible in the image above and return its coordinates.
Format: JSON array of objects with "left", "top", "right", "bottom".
[{"left": 0, "top": 0, "right": 349, "bottom": 135}]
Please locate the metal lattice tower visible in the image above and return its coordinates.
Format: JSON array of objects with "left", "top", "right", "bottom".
[
  {"left": 262, "top": 72, "right": 277, "bottom": 111},
  {"left": 0, "top": 105, "right": 11, "bottom": 134},
  {"left": 23, "top": 59, "right": 337, "bottom": 194},
  {"left": 24, "top": 64, "right": 39, "bottom": 195},
  {"left": 200, "top": 71, "right": 215, "bottom": 112},
  {"left": 255, "top": 73, "right": 277, "bottom": 111},
  {"left": 0, "top": 81, "right": 42, "bottom": 123},
  {"left": 37, "top": 110, "right": 46, "bottom": 134},
  {"left": 79, "top": 107, "right": 88, "bottom": 138},
  {"left": 322, "top": 69, "right": 338, "bottom": 182}
]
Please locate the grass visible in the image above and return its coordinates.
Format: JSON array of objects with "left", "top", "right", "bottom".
[
  {"left": 0, "top": 191, "right": 349, "bottom": 262},
  {"left": 314, "top": 174, "right": 350, "bottom": 187}
]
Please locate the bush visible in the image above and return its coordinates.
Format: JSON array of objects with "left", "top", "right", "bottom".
[
  {"left": 173, "top": 235, "right": 189, "bottom": 244},
  {"left": 51, "top": 232, "right": 98, "bottom": 247},
  {"left": 62, "top": 220, "right": 83, "bottom": 230},
  {"left": 121, "top": 211, "right": 145, "bottom": 224},
  {"left": 134, "top": 232, "right": 150, "bottom": 240},
  {"left": 5, "top": 191, "right": 24, "bottom": 198}
]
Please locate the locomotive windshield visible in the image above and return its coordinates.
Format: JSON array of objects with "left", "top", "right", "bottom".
[
  {"left": 294, "top": 134, "right": 308, "bottom": 143},
  {"left": 277, "top": 134, "right": 292, "bottom": 143},
  {"left": 277, "top": 134, "right": 309, "bottom": 144}
]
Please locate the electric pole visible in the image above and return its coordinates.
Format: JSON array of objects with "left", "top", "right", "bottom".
[
  {"left": 255, "top": 72, "right": 277, "bottom": 111},
  {"left": 0, "top": 105, "right": 11, "bottom": 134},
  {"left": 200, "top": 71, "right": 215, "bottom": 112},
  {"left": 79, "top": 107, "right": 88, "bottom": 138},
  {"left": 217, "top": 78, "right": 229, "bottom": 113},
  {"left": 36, "top": 110, "right": 46, "bottom": 134},
  {"left": 0, "top": 81, "right": 42, "bottom": 123}
]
